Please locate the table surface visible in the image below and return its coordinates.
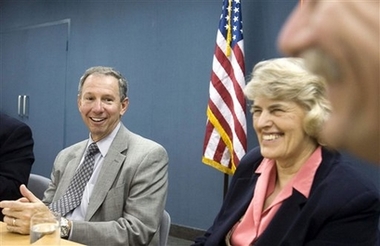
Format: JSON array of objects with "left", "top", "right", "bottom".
[{"left": 0, "top": 221, "right": 84, "bottom": 245}]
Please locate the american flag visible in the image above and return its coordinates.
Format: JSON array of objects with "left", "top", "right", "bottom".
[{"left": 202, "top": 0, "right": 247, "bottom": 175}]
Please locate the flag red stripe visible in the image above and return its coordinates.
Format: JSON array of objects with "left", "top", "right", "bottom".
[
  {"left": 212, "top": 44, "right": 247, "bottom": 149},
  {"left": 213, "top": 44, "right": 246, "bottom": 111},
  {"left": 233, "top": 44, "right": 245, "bottom": 75},
  {"left": 208, "top": 99, "right": 246, "bottom": 164},
  {"left": 209, "top": 72, "right": 247, "bottom": 151}
]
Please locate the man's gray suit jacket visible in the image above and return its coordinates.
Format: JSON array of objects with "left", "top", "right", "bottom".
[{"left": 43, "top": 124, "right": 168, "bottom": 246}]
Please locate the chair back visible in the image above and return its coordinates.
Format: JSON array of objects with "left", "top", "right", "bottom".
[
  {"left": 159, "top": 210, "right": 171, "bottom": 246},
  {"left": 27, "top": 174, "right": 51, "bottom": 200}
]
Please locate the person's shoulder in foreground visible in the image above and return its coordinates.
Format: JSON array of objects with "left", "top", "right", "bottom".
[
  {"left": 0, "top": 112, "right": 34, "bottom": 182},
  {"left": 0, "top": 112, "right": 34, "bottom": 221}
]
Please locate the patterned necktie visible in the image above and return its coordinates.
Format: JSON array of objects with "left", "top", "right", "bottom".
[{"left": 49, "top": 142, "right": 99, "bottom": 216}]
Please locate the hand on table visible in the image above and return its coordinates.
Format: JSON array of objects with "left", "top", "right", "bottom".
[{"left": 0, "top": 184, "right": 49, "bottom": 234}]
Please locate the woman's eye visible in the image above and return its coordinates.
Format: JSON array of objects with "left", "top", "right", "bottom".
[
  {"left": 271, "top": 108, "right": 284, "bottom": 113},
  {"left": 251, "top": 109, "right": 261, "bottom": 115}
]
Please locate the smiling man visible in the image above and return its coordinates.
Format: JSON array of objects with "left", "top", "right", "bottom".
[
  {"left": 277, "top": 1, "right": 380, "bottom": 164},
  {"left": 0, "top": 66, "right": 169, "bottom": 246}
]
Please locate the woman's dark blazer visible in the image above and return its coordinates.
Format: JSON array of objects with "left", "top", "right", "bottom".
[{"left": 193, "top": 147, "right": 380, "bottom": 246}]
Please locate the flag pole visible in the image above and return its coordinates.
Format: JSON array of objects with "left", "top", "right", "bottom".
[
  {"left": 223, "top": 0, "right": 233, "bottom": 200},
  {"left": 223, "top": 174, "right": 229, "bottom": 198},
  {"left": 202, "top": 0, "right": 247, "bottom": 201}
]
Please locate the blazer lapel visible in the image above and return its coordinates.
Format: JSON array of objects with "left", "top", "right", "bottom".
[
  {"left": 256, "top": 190, "right": 307, "bottom": 245},
  {"left": 255, "top": 148, "right": 337, "bottom": 245},
  {"left": 214, "top": 174, "right": 260, "bottom": 242}
]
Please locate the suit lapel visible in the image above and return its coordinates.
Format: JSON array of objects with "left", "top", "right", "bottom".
[
  {"left": 54, "top": 144, "right": 86, "bottom": 199},
  {"left": 85, "top": 125, "right": 129, "bottom": 220}
]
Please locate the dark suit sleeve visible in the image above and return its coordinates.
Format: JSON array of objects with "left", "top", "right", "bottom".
[{"left": 0, "top": 118, "right": 34, "bottom": 221}]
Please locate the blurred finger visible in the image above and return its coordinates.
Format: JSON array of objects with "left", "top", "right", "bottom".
[
  {"left": 19, "top": 185, "right": 41, "bottom": 203},
  {"left": 17, "top": 197, "right": 30, "bottom": 203}
]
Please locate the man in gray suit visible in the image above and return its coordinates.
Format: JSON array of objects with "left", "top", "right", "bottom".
[{"left": 0, "top": 66, "right": 169, "bottom": 246}]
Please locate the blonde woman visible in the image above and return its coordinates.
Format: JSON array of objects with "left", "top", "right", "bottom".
[{"left": 193, "top": 58, "right": 380, "bottom": 246}]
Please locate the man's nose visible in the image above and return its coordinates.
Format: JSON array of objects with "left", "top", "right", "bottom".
[
  {"left": 277, "top": 3, "right": 309, "bottom": 57},
  {"left": 92, "top": 99, "right": 104, "bottom": 112}
]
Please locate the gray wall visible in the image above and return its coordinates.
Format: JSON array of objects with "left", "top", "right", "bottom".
[{"left": 1, "top": 0, "right": 378, "bottom": 232}]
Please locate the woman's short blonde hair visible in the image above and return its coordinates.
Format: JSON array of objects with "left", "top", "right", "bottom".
[{"left": 244, "top": 57, "right": 331, "bottom": 143}]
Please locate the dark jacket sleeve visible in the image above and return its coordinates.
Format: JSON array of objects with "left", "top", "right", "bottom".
[{"left": 0, "top": 114, "right": 34, "bottom": 221}]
